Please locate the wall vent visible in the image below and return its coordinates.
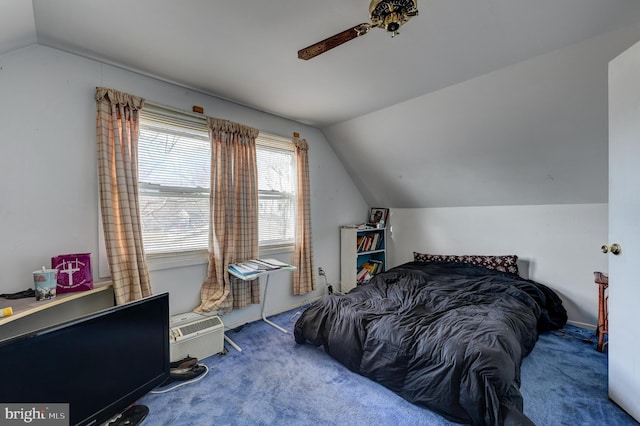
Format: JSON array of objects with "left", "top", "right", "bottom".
[{"left": 169, "top": 315, "right": 224, "bottom": 362}]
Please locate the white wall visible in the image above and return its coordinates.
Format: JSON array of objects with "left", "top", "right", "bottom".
[
  {"left": 0, "top": 44, "right": 368, "bottom": 330},
  {"left": 324, "top": 23, "right": 640, "bottom": 209},
  {"left": 387, "top": 204, "right": 608, "bottom": 327}
]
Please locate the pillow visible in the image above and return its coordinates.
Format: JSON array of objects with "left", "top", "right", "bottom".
[{"left": 413, "top": 252, "right": 519, "bottom": 275}]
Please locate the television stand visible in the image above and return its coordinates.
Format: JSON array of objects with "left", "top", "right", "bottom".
[{"left": 106, "top": 405, "right": 149, "bottom": 426}]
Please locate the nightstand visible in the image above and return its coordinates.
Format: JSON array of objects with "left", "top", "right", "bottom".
[{"left": 593, "top": 271, "right": 608, "bottom": 352}]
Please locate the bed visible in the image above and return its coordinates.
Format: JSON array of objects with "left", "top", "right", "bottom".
[{"left": 294, "top": 259, "right": 567, "bottom": 425}]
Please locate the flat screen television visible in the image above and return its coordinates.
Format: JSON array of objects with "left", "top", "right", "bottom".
[{"left": 0, "top": 292, "right": 170, "bottom": 426}]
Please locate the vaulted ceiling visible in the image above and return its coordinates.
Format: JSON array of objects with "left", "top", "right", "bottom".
[
  {"left": 4, "top": 0, "right": 640, "bottom": 207},
  {"left": 2, "top": 0, "right": 638, "bottom": 127}
]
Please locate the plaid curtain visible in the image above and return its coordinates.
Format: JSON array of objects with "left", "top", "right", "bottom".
[
  {"left": 292, "top": 137, "right": 315, "bottom": 294},
  {"left": 95, "top": 87, "right": 152, "bottom": 305},
  {"left": 195, "top": 118, "right": 260, "bottom": 314}
]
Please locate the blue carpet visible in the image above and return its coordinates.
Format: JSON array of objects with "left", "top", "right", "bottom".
[{"left": 139, "top": 309, "right": 637, "bottom": 425}]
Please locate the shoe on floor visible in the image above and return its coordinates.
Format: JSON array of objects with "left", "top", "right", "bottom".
[{"left": 170, "top": 355, "right": 198, "bottom": 369}]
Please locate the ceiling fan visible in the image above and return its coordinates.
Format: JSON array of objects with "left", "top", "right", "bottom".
[{"left": 297, "top": 0, "right": 418, "bottom": 60}]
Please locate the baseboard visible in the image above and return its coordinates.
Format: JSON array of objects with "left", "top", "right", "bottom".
[
  {"left": 221, "top": 303, "right": 599, "bottom": 334},
  {"left": 567, "top": 320, "right": 596, "bottom": 330},
  {"left": 222, "top": 296, "right": 323, "bottom": 331}
]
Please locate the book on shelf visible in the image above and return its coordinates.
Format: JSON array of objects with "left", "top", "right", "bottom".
[
  {"left": 357, "top": 268, "right": 372, "bottom": 284},
  {"left": 361, "top": 263, "right": 376, "bottom": 274},
  {"left": 357, "top": 233, "right": 383, "bottom": 252},
  {"left": 357, "top": 259, "right": 384, "bottom": 283},
  {"left": 356, "top": 223, "right": 374, "bottom": 230},
  {"left": 357, "top": 235, "right": 367, "bottom": 252},
  {"left": 370, "top": 259, "right": 383, "bottom": 273},
  {"left": 371, "top": 233, "right": 380, "bottom": 250},
  {"left": 343, "top": 223, "right": 385, "bottom": 231}
]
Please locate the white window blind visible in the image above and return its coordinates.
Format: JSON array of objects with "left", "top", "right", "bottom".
[
  {"left": 138, "top": 105, "right": 211, "bottom": 255},
  {"left": 257, "top": 134, "right": 296, "bottom": 248}
]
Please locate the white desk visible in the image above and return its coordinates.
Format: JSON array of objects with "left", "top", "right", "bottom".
[{"left": 227, "top": 259, "right": 296, "bottom": 334}]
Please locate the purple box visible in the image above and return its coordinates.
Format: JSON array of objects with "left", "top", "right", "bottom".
[{"left": 51, "top": 253, "right": 93, "bottom": 293}]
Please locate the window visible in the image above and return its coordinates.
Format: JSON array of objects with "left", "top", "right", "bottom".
[
  {"left": 257, "top": 135, "right": 297, "bottom": 249},
  {"left": 137, "top": 104, "right": 296, "bottom": 260},
  {"left": 138, "top": 105, "right": 211, "bottom": 255}
]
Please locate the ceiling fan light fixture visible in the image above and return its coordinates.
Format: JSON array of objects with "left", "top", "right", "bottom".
[
  {"left": 297, "top": 0, "right": 418, "bottom": 60},
  {"left": 383, "top": 12, "right": 402, "bottom": 34},
  {"left": 369, "top": 0, "right": 418, "bottom": 34}
]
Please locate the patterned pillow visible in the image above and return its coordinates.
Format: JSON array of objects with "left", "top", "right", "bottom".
[{"left": 413, "top": 252, "right": 519, "bottom": 275}]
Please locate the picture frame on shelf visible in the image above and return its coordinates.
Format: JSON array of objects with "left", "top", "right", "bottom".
[{"left": 368, "top": 207, "right": 389, "bottom": 227}]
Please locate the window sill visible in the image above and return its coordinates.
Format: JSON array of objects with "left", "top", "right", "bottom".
[
  {"left": 146, "top": 251, "right": 209, "bottom": 272},
  {"left": 146, "top": 245, "right": 294, "bottom": 272},
  {"left": 259, "top": 244, "right": 295, "bottom": 257}
]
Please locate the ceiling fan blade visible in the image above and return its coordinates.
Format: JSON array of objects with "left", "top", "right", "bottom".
[{"left": 298, "top": 23, "right": 371, "bottom": 60}]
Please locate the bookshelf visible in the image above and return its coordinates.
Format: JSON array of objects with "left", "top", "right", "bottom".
[{"left": 340, "top": 225, "right": 386, "bottom": 293}]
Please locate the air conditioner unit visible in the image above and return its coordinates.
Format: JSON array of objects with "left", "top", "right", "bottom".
[{"left": 169, "top": 313, "right": 224, "bottom": 362}]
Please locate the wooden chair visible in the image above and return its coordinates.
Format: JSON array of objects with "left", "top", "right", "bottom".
[{"left": 593, "top": 272, "right": 608, "bottom": 352}]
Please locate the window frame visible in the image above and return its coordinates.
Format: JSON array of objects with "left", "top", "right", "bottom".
[
  {"left": 256, "top": 133, "right": 298, "bottom": 254},
  {"left": 137, "top": 105, "right": 212, "bottom": 258}
]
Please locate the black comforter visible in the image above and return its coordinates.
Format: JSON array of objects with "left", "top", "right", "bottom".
[{"left": 294, "top": 261, "right": 567, "bottom": 425}]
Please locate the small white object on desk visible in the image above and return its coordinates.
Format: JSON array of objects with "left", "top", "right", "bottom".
[{"left": 227, "top": 259, "right": 296, "bottom": 334}]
